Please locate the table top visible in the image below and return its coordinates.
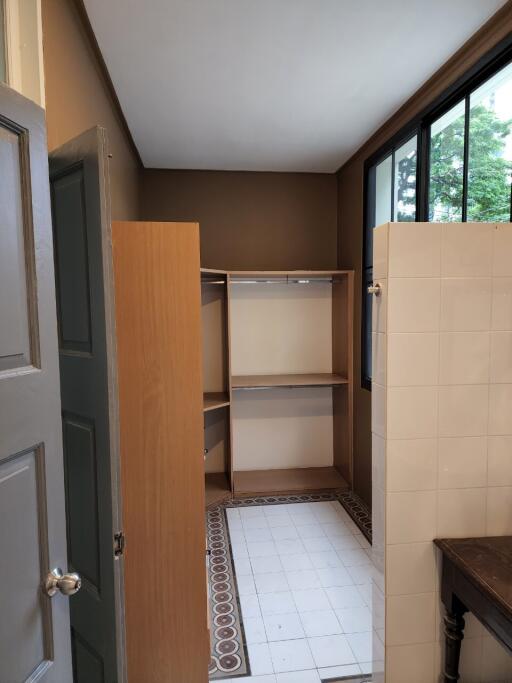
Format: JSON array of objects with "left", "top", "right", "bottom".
[{"left": 435, "top": 537, "right": 512, "bottom": 619}]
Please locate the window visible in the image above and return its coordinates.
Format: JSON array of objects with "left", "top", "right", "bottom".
[{"left": 362, "top": 44, "right": 512, "bottom": 388}]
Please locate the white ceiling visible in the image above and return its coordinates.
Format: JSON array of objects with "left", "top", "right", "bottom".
[{"left": 84, "top": 0, "right": 507, "bottom": 172}]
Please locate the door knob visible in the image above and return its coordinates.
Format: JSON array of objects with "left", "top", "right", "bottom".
[
  {"left": 44, "top": 568, "right": 81, "bottom": 597},
  {"left": 367, "top": 283, "right": 382, "bottom": 296}
]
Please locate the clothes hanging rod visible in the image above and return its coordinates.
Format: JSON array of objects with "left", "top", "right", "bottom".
[
  {"left": 201, "top": 279, "right": 226, "bottom": 285},
  {"left": 231, "top": 277, "right": 334, "bottom": 284}
]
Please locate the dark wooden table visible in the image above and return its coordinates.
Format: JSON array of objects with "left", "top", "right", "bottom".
[{"left": 435, "top": 536, "right": 512, "bottom": 682}]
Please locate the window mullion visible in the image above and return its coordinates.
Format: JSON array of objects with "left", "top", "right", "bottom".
[{"left": 461, "top": 94, "right": 470, "bottom": 222}]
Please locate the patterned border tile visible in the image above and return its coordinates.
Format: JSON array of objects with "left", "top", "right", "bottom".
[{"left": 207, "top": 506, "right": 250, "bottom": 679}]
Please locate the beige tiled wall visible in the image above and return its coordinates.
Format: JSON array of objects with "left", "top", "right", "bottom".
[{"left": 371, "top": 222, "right": 512, "bottom": 683}]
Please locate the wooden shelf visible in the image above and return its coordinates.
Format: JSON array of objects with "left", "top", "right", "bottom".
[
  {"left": 205, "top": 472, "right": 231, "bottom": 507},
  {"left": 203, "top": 392, "right": 230, "bottom": 412},
  {"left": 229, "top": 270, "right": 351, "bottom": 279},
  {"left": 233, "top": 467, "right": 349, "bottom": 495},
  {"left": 231, "top": 373, "right": 348, "bottom": 390}
]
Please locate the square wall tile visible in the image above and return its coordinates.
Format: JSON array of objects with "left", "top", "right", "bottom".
[
  {"left": 492, "top": 278, "right": 512, "bottom": 330},
  {"left": 438, "top": 436, "right": 487, "bottom": 489},
  {"left": 386, "top": 491, "right": 437, "bottom": 544},
  {"left": 388, "top": 278, "right": 440, "bottom": 333},
  {"left": 387, "top": 438, "right": 437, "bottom": 492},
  {"left": 372, "top": 434, "right": 385, "bottom": 492},
  {"left": 441, "top": 222, "right": 493, "bottom": 277},
  {"left": 440, "top": 278, "right": 492, "bottom": 331},
  {"left": 387, "top": 333, "right": 439, "bottom": 386},
  {"left": 439, "top": 332, "right": 490, "bottom": 385},
  {"left": 486, "top": 487, "right": 512, "bottom": 535},
  {"left": 388, "top": 222, "right": 441, "bottom": 278},
  {"left": 372, "top": 278, "right": 387, "bottom": 334},
  {"left": 387, "top": 387, "right": 438, "bottom": 440},
  {"left": 493, "top": 223, "right": 512, "bottom": 277},
  {"left": 489, "top": 384, "right": 512, "bottom": 435},
  {"left": 386, "top": 642, "right": 435, "bottom": 683},
  {"left": 386, "top": 542, "right": 436, "bottom": 596},
  {"left": 371, "top": 382, "right": 386, "bottom": 439},
  {"left": 437, "top": 488, "right": 487, "bottom": 538},
  {"left": 490, "top": 331, "right": 512, "bottom": 383},
  {"left": 481, "top": 633, "right": 512, "bottom": 680},
  {"left": 387, "top": 592, "right": 436, "bottom": 646},
  {"left": 438, "top": 385, "right": 488, "bottom": 437},
  {"left": 373, "top": 223, "right": 389, "bottom": 280},
  {"left": 488, "top": 436, "right": 512, "bottom": 486},
  {"left": 372, "top": 333, "right": 387, "bottom": 387}
]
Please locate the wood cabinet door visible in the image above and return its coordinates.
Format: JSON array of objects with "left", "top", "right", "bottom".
[{"left": 112, "top": 221, "right": 209, "bottom": 683}]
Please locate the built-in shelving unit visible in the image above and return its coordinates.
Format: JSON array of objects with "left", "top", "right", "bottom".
[{"left": 201, "top": 268, "right": 354, "bottom": 505}]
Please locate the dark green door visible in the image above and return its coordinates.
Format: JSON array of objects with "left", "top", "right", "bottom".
[{"left": 49, "top": 127, "right": 125, "bottom": 683}]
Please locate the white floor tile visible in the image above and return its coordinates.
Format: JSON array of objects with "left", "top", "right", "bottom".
[
  {"left": 292, "top": 588, "right": 331, "bottom": 613},
  {"left": 346, "top": 563, "right": 373, "bottom": 586},
  {"left": 265, "top": 505, "right": 291, "bottom": 517},
  {"left": 259, "top": 591, "right": 297, "bottom": 617},
  {"left": 357, "top": 583, "right": 372, "bottom": 607},
  {"left": 244, "top": 528, "right": 274, "bottom": 543},
  {"left": 263, "top": 612, "right": 305, "bottom": 642},
  {"left": 355, "top": 534, "right": 371, "bottom": 550},
  {"left": 251, "top": 555, "right": 284, "bottom": 575},
  {"left": 286, "top": 569, "right": 321, "bottom": 591},
  {"left": 311, "top": 509, "right": 343, "bottom": 523},
  {"left": 325, "top": 586, "right": 365, "bottom": 610},
  {"left": 231, "top": 542, "right": 249, "bottom": 559},
  {"left": 330, "top": 536, "right": 363, "bottom": 552},
  {"left": 290, "top": 511, "right": 317, "bottom": 525},
  {"left": 346, "top": 632, "right": 372, "bottom": 663},
  {"left": 276, "top": 539, "right": 306, "bottom": 556},
  {"left": 280, "top": 553, "right": 313, "bottom": 571},
  {"left": 268, "top": 515, "right": 293, "bottom": 528},
  {"left": 247, "top": 642, "right": 274, "bottom": 675},
  {"left": 227, "top": 516, "right": 243, "bottom": 530},
  {"left": 240, "top": 506, "right": 267, "bottom": 518},
  {"left": 299, "top": 609, "right": 343, "bottom": 638},
  {"left": 237, "top": 573, "right": 257, "bottom": 596},
  {"left": 295, "top": 524, "right": 326, "bottom": 540},
  {"left": 316, "top": 566, "right": 353, "bottom": 588},
  {"left": 217, "top": 676, "right": 276, "bottom": 683},
  {"left": 271, "top": 526, "right": 299, "bottom": 541},
  {"left": 335, "top": 606, "right": 372, "bottom": 634},
  {"left": 234, "top": 556, "right": 254, "bottom": 576},
  {"left": 269, "top": 638, "right": 315, "bottom": 673},
  {"left": 243, "top": 516, "right": 270, "bottom": 530},
  {"left": 308, "top": 551, "right": 343, "bottom": 569},
  {"left": 275, "top": 669, "right": 321, "bottom": 682},
  {"left": 254, "top": 572, "right": 289, "bottom": 594},
  {"left": 243, "top": 616, "right": 267, "bottom": 644},
  {"left": 360, "top": 661, "right": 373, "bottom": 675},
  {"left": 339, "top": 549, "right": 372, "bottom": 567},
  {"left": 248, "top": 541, "right": 278, "bottom": 558},
  {"left": 226, "top": 507, "right": 240, "bottom": 519},
  {"left": 317, "top": 663, "right": 361, "bottom": 679},
  {"left": 302, "top": 537, "right": 333, "bottom": 553},
  {"left": 321, "top": 522, "right": 353, "bottom": 538},
  {"left": 308, "top": 634, "right": 356, "bottom": 668},
  {"left": 240, "top": 594, "right": 262, "bottom": 619},
  {"left": 229, "top": 529, "right": 247, "bottom": 543}
]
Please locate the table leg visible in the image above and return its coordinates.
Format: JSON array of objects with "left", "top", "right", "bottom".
[{"left": 443, "top": 606, "right": 466, "bottom": 682}]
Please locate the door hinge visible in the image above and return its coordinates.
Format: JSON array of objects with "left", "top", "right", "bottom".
[{"left": 114, "top": 531, "right": 125, "bottom": 557}]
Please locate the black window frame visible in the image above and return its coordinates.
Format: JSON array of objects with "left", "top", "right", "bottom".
[{"left": 361, "top": 34, "right": 512, "bottom": 391}]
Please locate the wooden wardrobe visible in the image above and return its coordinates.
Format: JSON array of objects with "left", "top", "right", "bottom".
[{"left": 113, "top": 221, "right": 209, "bottom": 683}]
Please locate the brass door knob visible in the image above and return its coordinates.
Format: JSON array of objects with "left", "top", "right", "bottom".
[{"left": 44, "top": 568, "right": 81, "bottom": 597}]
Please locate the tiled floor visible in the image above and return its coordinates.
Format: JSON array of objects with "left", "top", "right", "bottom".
[{"left": 216, "top": 500, "right": 373, "bottom": 683}]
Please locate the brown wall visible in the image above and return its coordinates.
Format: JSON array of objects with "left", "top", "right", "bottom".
[
  {"left": 140, "top": 170, "right": 338, "bottom": 270},
  {"left": 337, "top": 3, "right": 512, "bottom": 507},
  {"left": 41, "top": 0, "right": 140, "bottom": 220}
]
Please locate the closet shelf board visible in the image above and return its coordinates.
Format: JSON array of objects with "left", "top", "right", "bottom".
[
  {"left": 231, "top": 373, "right": 348, "bottom": 389},
  {"left": 203, "top": 392, "right": 230, "bottom": 412},
  {"left": 233, "top": 467, "right": 349, "bottom": 495}
]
